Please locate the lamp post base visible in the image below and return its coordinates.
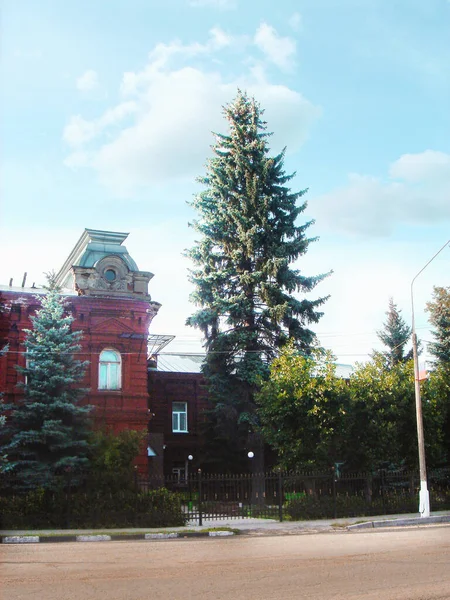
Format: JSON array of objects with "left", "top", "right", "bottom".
[{"left": 419, "top": 480, "right": 430, "bottom": 518}]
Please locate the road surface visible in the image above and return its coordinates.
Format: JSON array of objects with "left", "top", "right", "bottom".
[{"left": 2, "top": 526, "right": 450, "bottom": 599}]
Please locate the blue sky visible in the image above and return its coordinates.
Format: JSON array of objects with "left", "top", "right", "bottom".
[{"left": 1, "top": 0, "right": 449, "bottom": 365}]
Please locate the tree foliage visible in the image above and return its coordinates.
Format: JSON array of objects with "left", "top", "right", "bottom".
[
  {"left": 255, "top": 346, "right": 349, "bottom": 470},
  {"left": 345, "top": 357, "right": 419, "bottom": 470},
  {"left": 186, "top": 91, "right": 329, "bottom": 468},
  {"left": 375, "top": 297, "right": 413, "bottom": 367},
  {"left": 1, "top": 278, "right": 92, "bottom": 490},
  {"left": 255, "top": 348, "right": 446, "bottom": 472},
  {"left": 88, "top": 428, "right": 145, "bottom": 491},
  {"left": 426, "top": 286, "right": 450, "bottom": 365}
]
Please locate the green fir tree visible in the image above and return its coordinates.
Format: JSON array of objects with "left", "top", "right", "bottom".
[
  {"left": 186, "top": 91, "right": 329, "bottom": 470},
  {"left": 1, "top": 277, "right": 92, "bottom": 489},
  {"left": 375, "top": 298, "right": 413, "bottom": 367},
  {"left": 426, "top": 286, "right": 450, "bottom": 365}
]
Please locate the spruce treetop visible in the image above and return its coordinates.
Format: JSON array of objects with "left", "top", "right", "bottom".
[
  {"left": 187, "top": 90, "right": 330, "bottom": 362},
  {"left": 376, "top": 297, "right": 413, "bottom": 367}
]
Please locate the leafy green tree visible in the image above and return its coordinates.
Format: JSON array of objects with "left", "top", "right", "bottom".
[
  {"left": 346, "top": 357, "right": 418, "bottom": 471},
  {"left": 375, "top": 298, "right": 413, "bottom": 367},
  {"left": 1, "top": 278, "right": 92, "bottom": 490},
  {"left": 426, "top": 286, "right": 450, "bottom": 365},
  {"left": 255, "top": 347, "right": 349, "bottom": 470},
  {"left": 186, "top": 91, "right": 329, "bottom": 469},
  {"left": 422, "top": 365, "right": 450, "bottom": 466},
  {"left": 88, "top": 428, "right": 145, "bottom": 492},
  {"left": 425, "top": 286, "right": 450, "bottom": 464}
]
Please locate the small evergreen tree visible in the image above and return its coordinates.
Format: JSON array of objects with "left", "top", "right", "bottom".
[
  {"left": 375, "top": 298, "right": 413, "bottom": 367},
  {"left": 186, "top": 91, "right": 329, "bottom": 470},
  {"left": 426, "top": 286, "right": 450, "bottom": 365},
  {"left": 1, "top": 277, "right": 91, "bottom": 490}
]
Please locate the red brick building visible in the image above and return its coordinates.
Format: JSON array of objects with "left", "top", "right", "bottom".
[
  {"left": 146, "top": 346, "right": 209, "bottom": 480},
  {"left": 0, "top": 229, "right": 161, "bottom": 472}
]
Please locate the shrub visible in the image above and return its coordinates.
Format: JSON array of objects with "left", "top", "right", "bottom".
[
  {"left": 285, "top": 491, "right": 421, "bottom": 521},
  {"left": 0, "top": 487, "right": 186, "bottom": 530}
]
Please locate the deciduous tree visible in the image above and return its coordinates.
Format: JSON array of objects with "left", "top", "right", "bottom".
[{"left": 255, "top": 347, "right": 349, "bottom": 470}]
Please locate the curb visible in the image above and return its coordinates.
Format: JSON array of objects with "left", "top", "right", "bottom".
[
  {"left": 1, "top": 530, "right": 236, "bottom": 544},
  {"left": 347, "top": 515, "right": 450, "bottom": 530}
]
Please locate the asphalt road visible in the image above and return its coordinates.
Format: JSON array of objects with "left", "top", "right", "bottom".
[{"left": 2, "top": 526, "right": 450, "bottom": 600}]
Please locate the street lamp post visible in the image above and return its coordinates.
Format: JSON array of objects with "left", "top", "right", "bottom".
[{"left": 411, "top": 239, "right": 449, "bottom": 518}]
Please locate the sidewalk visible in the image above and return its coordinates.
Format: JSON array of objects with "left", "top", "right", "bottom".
[{"left": 2, "top": 510, "right": 449, "bottom": 543}]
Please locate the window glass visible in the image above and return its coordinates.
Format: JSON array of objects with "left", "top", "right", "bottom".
[
  {"left": 100, "top": 349, "right": 120, "bottom": 363},
  {"left": 172, "top": 402, "right": 188, "bottom": 432},
  {"left": 104, "top": 269, "right": 117, "bottom": 282},
  {"left": 99, "top": 363, "right": 108, "bottom": 389},
  {"left": 99, "top": 349, "right": 121, "bottom": 390}
]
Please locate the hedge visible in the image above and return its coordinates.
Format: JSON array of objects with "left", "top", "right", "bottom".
[{"left": 0, "top": 487, "right": 186, "bottom": 529}]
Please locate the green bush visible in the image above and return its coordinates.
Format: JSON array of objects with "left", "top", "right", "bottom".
[
  {"left": 285, "top": 491, "right": 420, "bottom": 521},
  {"left": 0, "top": 487, "right": 186, "bottom": 529}
]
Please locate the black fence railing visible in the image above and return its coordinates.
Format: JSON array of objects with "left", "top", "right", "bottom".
[
  {"left": 142, "top": 468, "right": 450, "bottom": 524},
  {"left": 1, "top": 468, "right": 449, "bottom": 529}
]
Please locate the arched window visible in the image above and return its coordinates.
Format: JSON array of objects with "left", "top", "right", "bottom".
[{"left": 98, "top": 349, "right": 121, "bottom": 390}]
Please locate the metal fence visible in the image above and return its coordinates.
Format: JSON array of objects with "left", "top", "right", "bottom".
[
  {"left": 1, "top": 468, "right": 449, "bottom": 529},
  {"left": 142, "top": 468, "right": 450, "bottom": 525}
]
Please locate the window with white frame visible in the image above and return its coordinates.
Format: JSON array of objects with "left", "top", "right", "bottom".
[
  {"left": 172, "top": 402, "right": 188, "bottom": 433},
  {"left": 98, "top": 349, "right": 121, "bottom": 390}
]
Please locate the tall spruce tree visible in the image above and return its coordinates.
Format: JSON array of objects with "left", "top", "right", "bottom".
[
  {"left": 1, "top": 277, "right": 91, "bottom": 489},
  {"left": 376, "top": 298, "right": 413, "bottom": 367},
  {"left": 186, "top": 91, "right": 329, "bottom": 470}
]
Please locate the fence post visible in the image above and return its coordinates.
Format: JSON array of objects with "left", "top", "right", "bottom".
[
  {"left": 65, "top": 468, "right": 72, "bottom": 529},
  {"left": 197, "top": 468, "right": 203, "bottom": 526},
  {"left": 332, "top": 467, "right": 337, "bottom": 519},
  {"left": 380, "top": 469, "right": 386, "bottom": 514},
  {"left": 277, "top": 470, "right": 283, "bottom": 522}
]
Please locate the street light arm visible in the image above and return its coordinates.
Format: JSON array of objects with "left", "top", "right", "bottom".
[{"left": 411, "top": 239, "right": 450, "bottom": 331}]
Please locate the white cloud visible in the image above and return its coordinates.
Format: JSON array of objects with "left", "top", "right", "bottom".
[
  {"left": 76, "top": 69, "right": 100, "bottom": 92},
  {"left": 389, "top": 149, "right": 450, "bottom": 182},
  {"left": 120, "top": 29, "right": 236, "bottom": 96},
  {"left": 188, "top": 0, "right": 236, "bottom": 9},
  {"left": 209, "top": 26, "right": 232, "bottom": 49},
  {"left": 63, "top": 101, "right": 137, "bottom": 147},
  {"left": 289, "top": 12, "right": 303, "bottom": 32},
  {"left": 254, "top": 23, "right": 296, "bottom": 71},
  {"left": 63, "top": 25, "right": 317, "bottom": 197},
  {"left": 63, "top": 150, "right": 90, "bottom": 169},
  {"left": 312, "top": 150, "right": 450, "bottom": 236}
]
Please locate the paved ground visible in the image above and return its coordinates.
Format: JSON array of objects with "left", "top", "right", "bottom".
[
  {"left": 2, "top": 510, "right": 450, "bottom": 539},
  {"left": 2, "top": 525, "right": 450, "bottom": 599}
]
